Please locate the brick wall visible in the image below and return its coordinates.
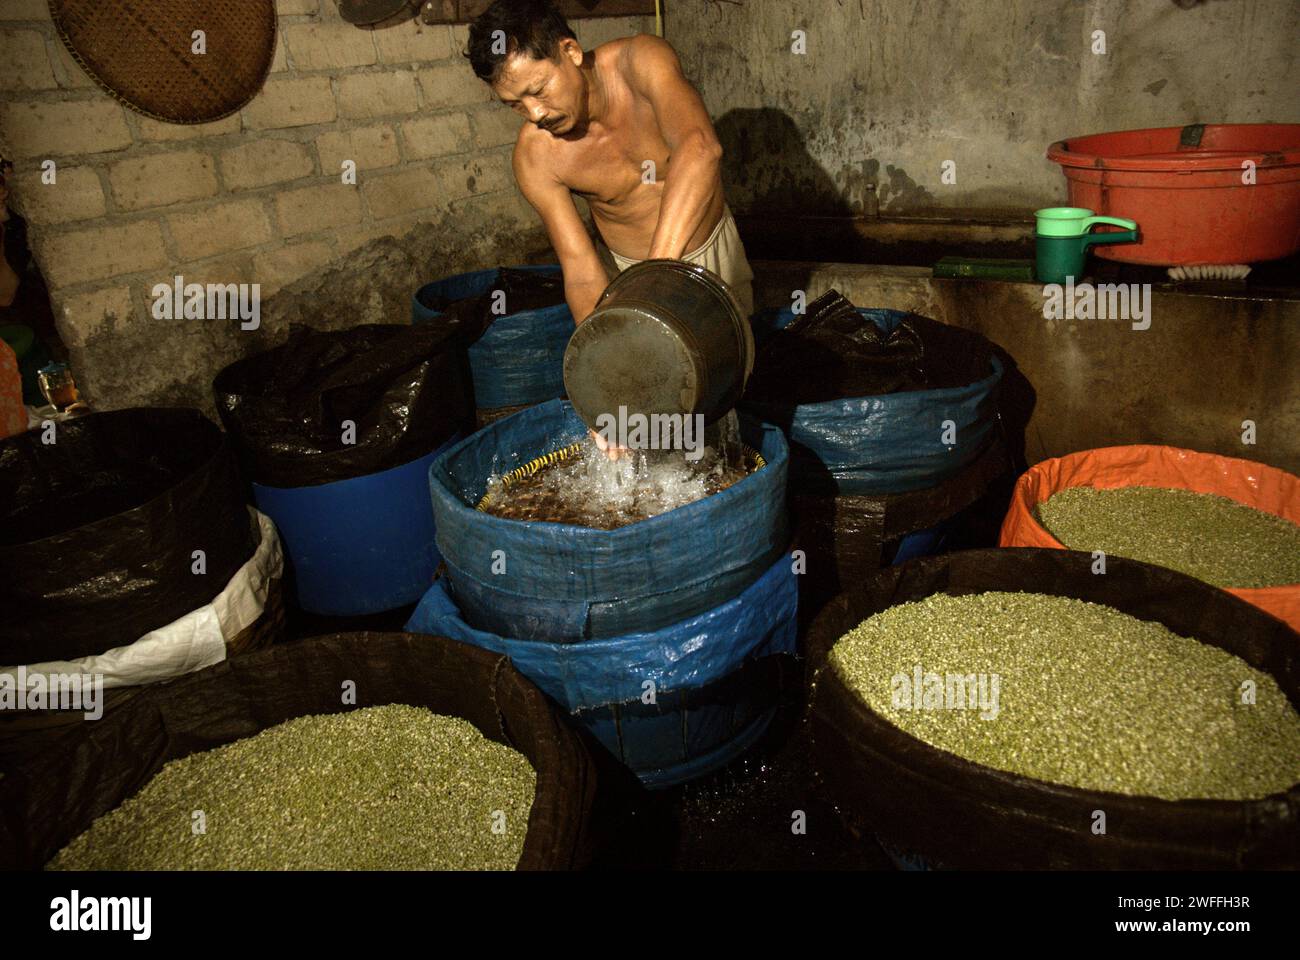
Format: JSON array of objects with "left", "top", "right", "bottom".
[{"left": 0, "top": 0, "right": 652, "bottom": 411}]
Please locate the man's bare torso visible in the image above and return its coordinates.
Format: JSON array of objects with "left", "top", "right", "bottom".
[{"left": 514, "top": 39, "right": 724, "bottom": 261}]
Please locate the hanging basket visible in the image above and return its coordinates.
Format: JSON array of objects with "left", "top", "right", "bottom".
[{"left": 49, "top": 0, "right": 278, "bottom": 123}]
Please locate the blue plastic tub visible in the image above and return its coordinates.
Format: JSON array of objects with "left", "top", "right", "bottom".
[
  {"left": 428, "top": 399, "right": 790, "bottom": 642},
  {"left": 412, "top": 265, "right": 572, "bottom": 409},
  {"left": 253, "top": 433, "right": 461, "bottom": 616},
  {"left": 406, "top": 553, "right": 799, "bottom": 787}
]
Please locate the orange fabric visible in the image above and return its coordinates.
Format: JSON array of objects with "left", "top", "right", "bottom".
[
  {"left": 1000, "top": 445, "right": 1300, "bottom": 631},
  {"left": 0, "top": 338, "right": 27, "bottom": 440}
]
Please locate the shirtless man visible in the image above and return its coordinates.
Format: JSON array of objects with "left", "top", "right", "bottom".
[{"left": 466, "top": 0, "right": 754, "bottom": 330}]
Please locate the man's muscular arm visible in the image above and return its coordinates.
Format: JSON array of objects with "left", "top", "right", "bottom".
[
  {"left": 513, "top": 134, "right": 609, "bottom": 325},
  {"left": 626, "top": 35, "right": 723, "bottom": 260}
]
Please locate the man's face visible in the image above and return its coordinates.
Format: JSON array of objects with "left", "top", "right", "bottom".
[{"left": 493, "top": 39, "right": 585, "bottom": 136}]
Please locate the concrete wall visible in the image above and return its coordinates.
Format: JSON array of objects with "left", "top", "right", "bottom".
[
  {"left": 669, "top": 0, "right": 1300, "bottom": 218},
  {"left": 0, "top": 0, "right": 651, "bottom": 413}
]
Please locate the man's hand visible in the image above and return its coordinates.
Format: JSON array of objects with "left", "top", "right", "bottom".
[{"left": 589, "top": 427, "right": 629, "bottom": 461}]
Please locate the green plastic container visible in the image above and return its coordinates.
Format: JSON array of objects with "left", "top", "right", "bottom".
[
  {"left": 1035, "top": 232, "right": 1139, "bottom": 283},
  {"left": 1033, "top": 206, "right": 1139, "bottom": 282},
  {"left": 1034, "top": 207, "right": 1136, "bottom": 237}
]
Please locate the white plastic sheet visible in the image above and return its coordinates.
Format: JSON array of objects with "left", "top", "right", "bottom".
[{"left": 1, "top": 509, "right": 282, "bottom": 690}]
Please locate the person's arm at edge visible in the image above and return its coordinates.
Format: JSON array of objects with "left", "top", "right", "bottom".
[
  {"left": 512, "top": 134, "right": 609, "bottom": 326},
  {"left": 626, "top": 35, "right": 723, "bottom": 261}
]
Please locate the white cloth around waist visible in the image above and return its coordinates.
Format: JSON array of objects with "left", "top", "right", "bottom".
[{"left": 609, "top": 204, "right": 736, "bottom": 269}]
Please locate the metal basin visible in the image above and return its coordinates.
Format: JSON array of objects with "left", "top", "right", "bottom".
[{"left": 563, "top": 259, "right": 755, "bottom": 430}]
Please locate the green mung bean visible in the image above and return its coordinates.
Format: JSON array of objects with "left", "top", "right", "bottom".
[
  {"left": 830, "top": 591, "right": 1300, "bottom": 801},
  {"left": 1037, "top": 485, "right": 1300, "bottom": 588},
  {"left": 47, "top": 704, "right": 536, "bottom": 871}
]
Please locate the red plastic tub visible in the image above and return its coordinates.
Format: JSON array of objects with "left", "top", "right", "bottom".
[{"left": 1047, "top": 124, "right": 1300, "bottom": 266}]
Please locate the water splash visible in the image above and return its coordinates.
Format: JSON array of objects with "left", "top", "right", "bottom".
[{"left": 484, "top": 411, "right": 752, "bottom": 528}]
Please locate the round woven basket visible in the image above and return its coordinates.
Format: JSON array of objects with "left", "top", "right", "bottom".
[{"left": 49, "top": 0, "right": 278, "bottom": 123}]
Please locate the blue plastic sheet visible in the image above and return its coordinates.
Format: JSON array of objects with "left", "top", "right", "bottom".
[
  {"left": 745, "top": 307, "right": 1002, "bottom": 496},
  {"left": 427, "top": 399, "right": 790, "bottom": 641},
  {"left": 412, "top": 265, "right": 572, "bottom": 409},
  {"left": 405, "top": 553, "right": 798, "bottom": 712}
]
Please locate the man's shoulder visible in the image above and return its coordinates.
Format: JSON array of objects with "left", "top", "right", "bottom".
[
  {"left": 597, "top": 33, "right": 674, "bottom": 71},
  {"left": 602, "top": 34, "right": 683, "bottom": 92},
  {"left": 512, "top": 123, "right": 562, "bottom": 195},
  {"left": 513, "top": 118, "right": 548, "bottom": 161}
]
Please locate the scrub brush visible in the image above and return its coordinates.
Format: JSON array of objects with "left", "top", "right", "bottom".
[{"left": 1167, "top": 264, "right": 1251, "bottom": 281}]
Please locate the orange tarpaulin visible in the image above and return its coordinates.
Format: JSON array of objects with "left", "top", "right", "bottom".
[
  {"left": 1000, "top": 444, "right": 1300, "bottom": 632},
  {"left": 0, "top": 338, "right": 26, "bottom": 440}
]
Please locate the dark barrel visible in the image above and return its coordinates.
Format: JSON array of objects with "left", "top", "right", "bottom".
[
  {"left": 0, "top": 407, "right": 258, "bottom": 664},
  {"left": 0, "top": 632, "right": 599, "bottom": 871},
  {"left": 807, "top": 548, "right": 1300, "bottom": 870}
]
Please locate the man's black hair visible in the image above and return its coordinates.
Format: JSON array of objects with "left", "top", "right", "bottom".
[{"left": 464, "top": 0, "right": 578, "bottom": 85}]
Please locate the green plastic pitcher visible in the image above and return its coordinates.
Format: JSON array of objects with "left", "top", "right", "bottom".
[
  {"left": 1034, "top": 208, "right": 1139, "bottom": 283},
  {"left": 1035, "top": 207, "right": 1137, "bottom": 237}
]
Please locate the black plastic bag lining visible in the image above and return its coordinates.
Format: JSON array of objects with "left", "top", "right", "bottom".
[
  {"left": 745, "top": 290, "right": 993, "bottom": 405},
  {"left": 0, "top": 408, "right": 259, "bottom": 664},
  {"left": 212, "top": 322, "right": 475, "bottom": 488}
]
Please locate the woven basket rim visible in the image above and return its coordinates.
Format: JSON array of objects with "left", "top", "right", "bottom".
[{"left": 477, "top": 441, "right": 767, "bottom": 512}]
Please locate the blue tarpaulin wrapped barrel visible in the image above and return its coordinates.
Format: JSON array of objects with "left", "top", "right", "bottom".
[
  {"left": 427, "top": 399, "right": 790, "bottom": 642},
  {"left": 405, "top": 554, "right": 799, "bottom": 787},
  {"left": 412, "top": 265, "right": 572, "bottom": 409},
  {"left": 744, "top": 306, "right": 1012, "bottom": 622},
  {"left": 745, "top": 307, "right": 1003, "bottom": 495}
]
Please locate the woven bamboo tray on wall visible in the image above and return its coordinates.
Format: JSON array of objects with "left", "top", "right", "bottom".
[{"left": 49, "top": 0, "right": 277, "bottom": 123}]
